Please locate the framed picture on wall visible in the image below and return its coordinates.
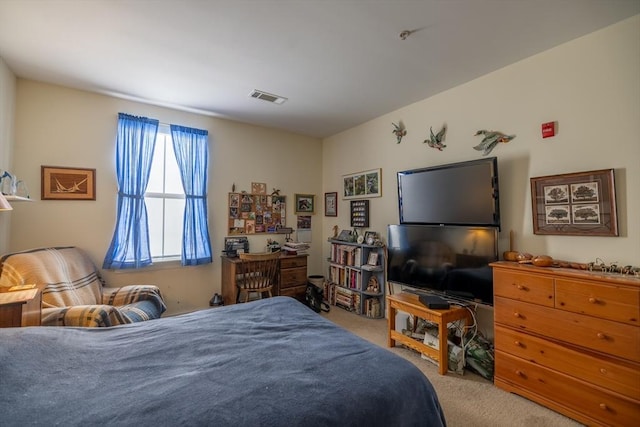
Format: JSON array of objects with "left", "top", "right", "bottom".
[
  {"left": 530, "top": 168, "right": 618, "bottom": 236},
  {"left": 324, "top": 192, "right": 337, "bottom": 216},
  {"left": 342, "top": 168, "right": 381, "bottom": 200},
  {"left": 41, "top": 166, "right": 96, "bottom": 200},
  {"left": 295, "top": 193, "right": 315, "bottom": 214}
]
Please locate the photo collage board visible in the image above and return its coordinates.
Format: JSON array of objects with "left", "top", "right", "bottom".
[{"left": 228, "top": 192, "right": 286, "bottom": 235}]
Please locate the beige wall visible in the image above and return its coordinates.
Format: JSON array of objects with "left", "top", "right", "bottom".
[
  {"left": 9, "top": 82, "right": 322, "bottom": 315},
  {"left": 0, "top": 57, "right": 16, "bottom": 254},
  {"left": 322, "top": 16, "right": 640, "bottom": 337}
]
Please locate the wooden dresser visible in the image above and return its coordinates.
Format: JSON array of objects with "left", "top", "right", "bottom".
[
  {"left": 221, "top": 254, "right": 308, "bottom": 305},
  {"left": 491, "top": 261, "right": 639, "bottom": 427}
]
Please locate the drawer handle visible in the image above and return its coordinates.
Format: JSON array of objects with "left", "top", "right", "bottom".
[
  {"left": 513, "top": 312, "right": 522, "bottom": 318},
  {"left": 600, "top": 368, "right": 608, "bottom": 375},
  {"left": 599, "top": 403, "right": 609, "bottom": 411},
  {"left": 514, "top": 340, "right": 522, "bottom": 347},
  {"left": 596, "top": 332, "right": 607, "bottom": 340},
  {"left": 588, "top": 297, "right": 600, "bottom": 304},
  {"left": 516, "top": 284, "right": 528, "bottom": 291},
  {"left": 515, "top": 370, "right": 524, "bottom": 377}
]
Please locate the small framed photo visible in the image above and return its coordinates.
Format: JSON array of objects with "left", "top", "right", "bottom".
[
  {"left": 41, "top": 166, "right": 96, "bottom": 200},
  {"left": 530, "top": 169, "right": 618, "bottom": 236},
  {"left": 324, "top": 192, "right": 338, "bottom": 216},
  {"left": 251, "top": 182, "right": 267, "bottom": 195},
  {"left": 367, "top": 252, "right": 379, "bottom": 266},
  {"left": 295, "top": 193, "right": 315, "bottom": 214},
  {"left": 336, "top": 229, "right": 353, "bottom": 242},
  {"left": 364, "top": 231, "right": 378, "bottom": 245}
]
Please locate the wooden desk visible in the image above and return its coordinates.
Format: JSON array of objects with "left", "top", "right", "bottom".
[
  {"left": 0, "top": 289, "right": 42, "bottom": 328},
  {"left": 221, "top": 254, "right": 308, "bottom": 305},
  {"left": 387, "top": 292, "right": 472, "bottom": 375}
]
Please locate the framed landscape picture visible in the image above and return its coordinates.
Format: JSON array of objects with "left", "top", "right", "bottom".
[
  {"left": 295, "top": 193, "right": 315, "bottom": 214},
  {"left": 530, "top": 169, "right": 618, "bottom": 236},
  {"left": 342, "top": 168, "right": 381, "bottom": 200}
]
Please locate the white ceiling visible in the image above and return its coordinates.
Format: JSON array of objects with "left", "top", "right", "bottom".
[{"left": 0, "top": 0, "right": 638, "bottom": 138}]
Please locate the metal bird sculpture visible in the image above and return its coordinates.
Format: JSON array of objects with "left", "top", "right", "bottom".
[
  {"left": 424, "top": 125, "right": 447, "bottom": 151},
  {"left": 392, "top": 122, "right": 407, "bottom": 144},
  {"left": 473, "top": 130, "right": 515, "bottom": 156}
]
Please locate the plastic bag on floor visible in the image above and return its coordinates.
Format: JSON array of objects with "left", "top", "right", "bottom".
[{"left": 464, "top": 331, "right": 494, "bottom": 380}]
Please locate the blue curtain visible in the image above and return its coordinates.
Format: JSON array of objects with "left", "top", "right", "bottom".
[
  {"left": 170, "top": 125, "right": 212, "bottom": 265},
  {"left": 103, "top": 113, "right": 159, "bottom": 269}
]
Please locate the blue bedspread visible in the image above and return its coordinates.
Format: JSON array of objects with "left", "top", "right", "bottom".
[{"left": 0, "top": 297, "right": 446, "bottom": 426}]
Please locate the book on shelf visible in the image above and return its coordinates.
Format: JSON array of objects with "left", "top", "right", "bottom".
[{"left": 365, "top": 297, "right": 381, "bottom": 318}]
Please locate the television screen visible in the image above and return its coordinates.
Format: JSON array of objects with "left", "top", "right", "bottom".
[
  {"left": 387, "top": 224, "right": 498, "bottom": 305},
  {"left": 397, "top": 157, "right": 500, "bottom": 228}
]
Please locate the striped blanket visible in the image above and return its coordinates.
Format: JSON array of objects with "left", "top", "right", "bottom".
[{"left": 0, "top": 247, "right": 166, "bottom": 327}]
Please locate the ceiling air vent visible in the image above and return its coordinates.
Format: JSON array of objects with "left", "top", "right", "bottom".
[{"left": 249, "top": 89, "right": 287, "bottom": 105}]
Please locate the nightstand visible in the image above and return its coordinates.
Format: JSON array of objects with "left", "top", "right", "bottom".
[{"left": 0, "top": 289, "right": 42, "bottom": 327}]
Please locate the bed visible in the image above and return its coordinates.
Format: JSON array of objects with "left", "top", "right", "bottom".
[{"left": 0, "top": 296, "right": 446, "bottom": 426}]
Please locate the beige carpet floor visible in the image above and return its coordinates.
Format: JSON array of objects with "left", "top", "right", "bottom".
[{"left": 322, "top": 307, "right": 583, "bottom": 427}]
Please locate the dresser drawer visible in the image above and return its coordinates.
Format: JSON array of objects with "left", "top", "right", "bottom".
[
  {"left": 280, "top": 267, "right": 307, "bottom": 289},
  {"left": 495, "top": 296, "right": 639, "bottom": 361},
  {"left": 493, "top": 270, "right": 554, "bottom": 307},
  {"left": 556, "top": 279, "right": 640, "bottom": 326},
  {"left": 280, "top": 256, "right": 307, "bottom": 269},
  {"left": 496, "top": 351, "right": 640, "bottom": 427},
  {"left": 495, "top": 325, "right": 640, "bottom": 400}
]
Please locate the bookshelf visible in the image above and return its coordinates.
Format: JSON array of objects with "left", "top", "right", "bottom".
[{"left": 325, "top": 239, "right": 385, "bottom": 318}]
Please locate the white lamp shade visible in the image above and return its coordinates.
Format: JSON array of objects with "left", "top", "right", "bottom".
[{"left": 0, "top": 193, "right": 13, "bottom": 211}]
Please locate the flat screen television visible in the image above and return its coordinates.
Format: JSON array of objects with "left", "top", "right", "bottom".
[
  {"left": 397, "top": 157, "right": 500, "bottom": 228},
  {"left": 387, "top": 224, "right": 498, "bottom": 305}
]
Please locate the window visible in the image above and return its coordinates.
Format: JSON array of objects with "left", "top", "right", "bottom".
[
  {"left": 103, "top": 113, "right": 212, "bottom": 269},
  {"left": 145, "top": 126, "right": 184, "bottom": 260}
]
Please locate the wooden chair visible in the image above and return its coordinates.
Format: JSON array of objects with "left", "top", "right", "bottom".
[{"left": 236, "top": 251, "right": 280, "bottom": 303}]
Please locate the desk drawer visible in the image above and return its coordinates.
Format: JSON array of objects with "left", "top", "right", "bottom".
[
  {"left": 280, "top": 256, "right": 307, "bottom": 269},
  {"left": 556, "top": 279, "right": 640, "bottom": 326},
  {"left": 495, "top": 325, "right": 639, "bottom": 400},
  {"left": 496, "top": 351, "right": 640, "bottom": 427},
  {"left": 493, "top": 270, "right": 554, "bottom": 307},
  {"left": 495, "top": 296, "right": 639, "bottom": 361},
  {"left": 280, "top": 267, "right": 307, "bottom": 289}
]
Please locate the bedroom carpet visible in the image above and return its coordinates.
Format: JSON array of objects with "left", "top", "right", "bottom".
[{"left": 322, "top": 307, "right": 583, "bottom": 427}]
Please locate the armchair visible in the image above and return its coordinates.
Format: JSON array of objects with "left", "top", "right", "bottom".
[{"left": 0, "top": 246, "right": 166, "bottom": 327}]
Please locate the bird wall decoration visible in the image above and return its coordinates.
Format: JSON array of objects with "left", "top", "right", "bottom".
[
  {"left": 473, "top": 130, "right": 516, "bottom": 156},
  {"left": 423, "top": 125, "right": 447, "bottom": 151},
  {"left": 392, "top": 122, "right": 407, "bottom": 144}
]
